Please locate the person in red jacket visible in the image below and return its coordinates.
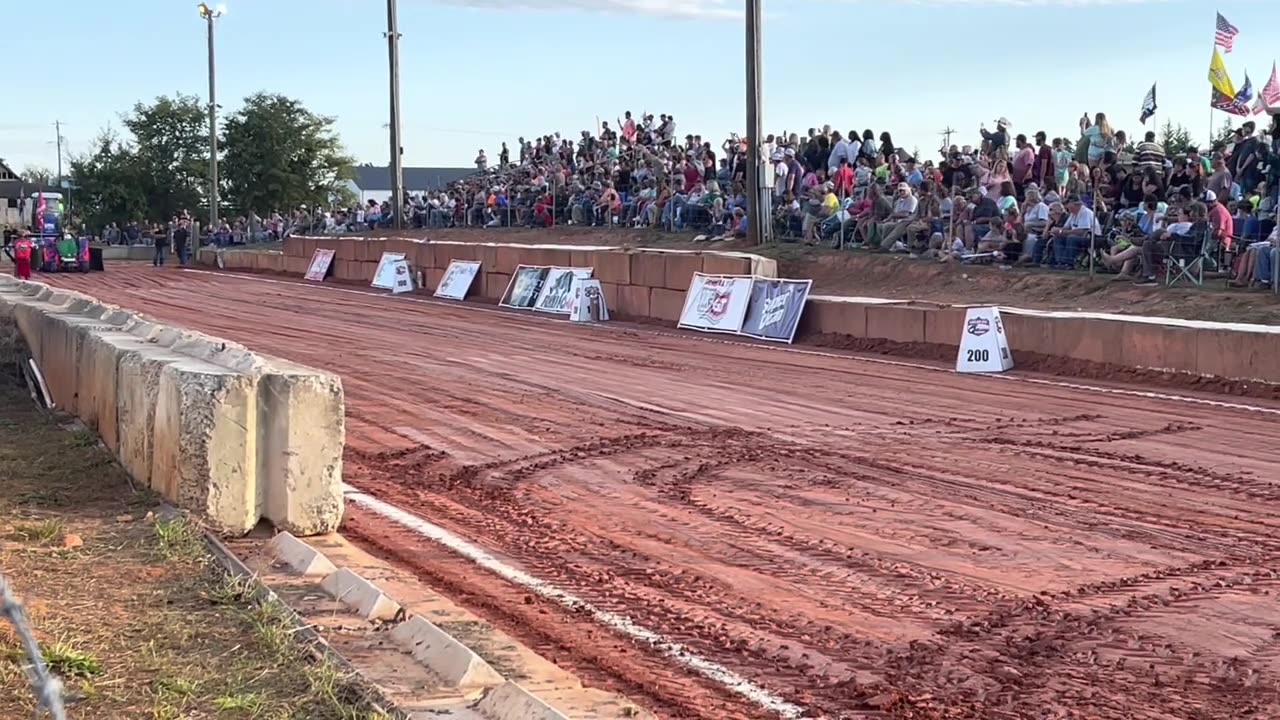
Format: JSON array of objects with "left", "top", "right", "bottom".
[{"left": 10, "top": 230, "right": 34, "bottom": 280}]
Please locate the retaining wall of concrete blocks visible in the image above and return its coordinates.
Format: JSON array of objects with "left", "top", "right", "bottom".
[
  {"left": 199, "top": 237, "right": 1280, "bottom": 385},
  {"left": 0, "top": 277, "right": 345, "bottom": 536}
]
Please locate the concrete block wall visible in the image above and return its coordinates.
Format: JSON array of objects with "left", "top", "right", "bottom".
[
  {"left": 211, "top": 236, "right": 778, "bottom": 321},
  {"left": 0, "top": 277, "right": 345, "bottom": 536},
  {"left": 207, "top": 237, "right": 1280, "bottom": 386},
  {"left": 798, "top": 297, "right": 1280, "bottom": 385}
]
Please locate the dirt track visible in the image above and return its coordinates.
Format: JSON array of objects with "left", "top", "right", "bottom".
[{"left": 44, "top": 265, "right": 1280, "bottom": 719}]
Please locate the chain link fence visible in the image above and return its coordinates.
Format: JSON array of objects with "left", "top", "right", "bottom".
[{"left": 1, "top": 573, "right": 67, "bottom": 719}]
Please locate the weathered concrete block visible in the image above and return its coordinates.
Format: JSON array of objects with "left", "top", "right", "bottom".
[
  {"left": 116, "top": 343, "right": 187, "bottom": 488},
  {"left": 593, "top": 251, "right": 631, "bottom": 285},
  {"left": 629, "top": 252, "right": 665, "bottom": 288},
  {"left": 267, "top": 532, "right": 337, "bottom": 577},
  {"left": 474, "top": 682, "right": 569, "bottom": 720},
  {"left": 614, "top": 285, "right": 650, "bottom": 318},
  {"left": 150, "top": 359, "right": 258, "bottom": 535},
  {"left": 257, "top": 366, "right": 345, "bottom": 535},
  {"left": 390, "top": 614, "right": 505, "bottom": 690},
  {"left": 865, "top": 305, "right": 926, "bottom": 343},
  {"left": 701, "top": 253, "right": 751, "bottom": 276},
  {"left": 321, "top": 568, "right": 401, "bottom": 621},
  {"left": 649, "top": 288, "right": 686, "bottom": 323},
  {"left": 663, "top": 253, "right": 704, "bottom": 292}
]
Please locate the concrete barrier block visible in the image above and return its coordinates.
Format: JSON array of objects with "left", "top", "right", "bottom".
[
  {"left": 593, "top": 250, "right": 631, "bottom": 285},
  {"left": 663, "top": 253, "right": 704, "bottom": 291},
  {"left": 282, "top": 236, "right": 304, "bottom": 258},
  {"left": 257, "top": 367, "right": 345, "bottom": 535},
  {"left": 472, "top": 244, "right": 498, "bottom": 271},
  {"left": 1119, "top": 323, "right": 1199, "bottom": 375},
  {"left": 923, "top": 307, "right": 966, "bottom": 347},
  {"left": 701, "top": 253, "right": 751, "bottom": 276},
  {"left": 360, "top": 262, "right": 379, "bottom": 282},
  {"left": 426, "top": 268, "right": 446, "bottom": 294},
  {"left": 1195, "top": 327, "right": 1279, "bottom": 382},
  {"left": 320, "top": 568, "right": 401, "bottom": 621},
  {"left": 76, "top": 329, "right": 132, "bottom": 448},
  {"left": 630, "top": 252, "right": 665, "bottom": 288},
  {"left": 301, "top": 236, "right": 317, "bottom": 259},
  {"left": 1045, "top": 317, "right": 1110, "bottom": 365},
  {"left": 494, "top": 245, "right": 523, "bottom": 274},
  {"left": 649, "top": 288, "right": 685, "bottom": 323},
  {"left": 614, "top": 285, "right": 650, "bottom": 318},
  {"left": 116, "top": 345, "right": 185, "bottom": 488},
  {"left": 799, "top": 300, "right": 868, "bottom": 337},
  {"left": 390, "top": 614, "right": 505, "bottom": 690},
  {"left": 865, "top": 305, "right": 926, "bottom": 343},
  {"left": 485, "top": 273, "right": 511, "bottom": 301},
  {"left": 267, "top": 532, "right": 338, "bottom": 577},
  {"left": 570, "top": 250, "right": 595, "bottom": 270},
  {"left": 474, "top": 682, "right": 569, "bottom": 720},
  {"left": 150, "top": 360, "right": 259, "bottom": 536},
  {"left": 598, "top": 282, "right": 620, "bottom": 313}
]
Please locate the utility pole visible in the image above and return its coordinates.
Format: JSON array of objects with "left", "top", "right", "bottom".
[
  {"left": 198, "top": 3, "right": 225, "bottom": 233},
  {"left": 53, "top": 121, "right": 63, "bottom": 188},
  {"left": 744, "top": 0, "right": 765, "bottom": 245},
  {"left": 939, "top": 126, "right": 957, "bottom": 156},
  {"left": 385, "top": 0, "right": 405, "bottom": 230}
]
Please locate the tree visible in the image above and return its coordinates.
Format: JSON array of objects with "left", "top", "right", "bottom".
[
  {"left": 220, "top": 93, "right": 353, "bottom": 216},
  {"left": 1210, "top": 117, "right": 1236, "bottom": 149},
  {"left": 22, "top": 165, "right": 54, "bottom": 188},
  {"left": 68, "top": 131, "right": 150, "bottom": 231},
  {"left": 1159, "top": 120, "right": 1194, "bottom": 157},
  {"left": 122, "top": 94, "right": 210, "bottom": 221}
]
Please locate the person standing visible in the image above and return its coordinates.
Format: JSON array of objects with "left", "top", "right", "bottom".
[
  {"left": 10, "top": 230, "right": 34, "bottom": 280},
  {"left": 152, "top": 223, "right": 169, "bottom": 266},
  {"left": 173, "top": 219, "right": 191, "bottom": 266}
]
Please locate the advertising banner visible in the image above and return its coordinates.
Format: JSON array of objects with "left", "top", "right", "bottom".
[
  {"left": 534, "top": 267, "right": 594, "bottom": 313},
  {"left": 389, "top": 259, "right": 414, "bottom": 294},
  {"left": 435, "top": 260, "right": 481, "bottom": 300},
  {"left": 371, "top": 252, "right": 407, "bottom": 290},
  {"left": 500, "top": 265, "right": 550, "bottom": 309},
  {"left": 568, "top": 278, "right": 610, "bottom": 322},
  {"left": 304, "top": 249, "right": 335, "bottom": 282},
  {"left": 739, "top": 278, "right": 812, "bottom": 343},
  {"left": 677, "top": 273, "right": 754, "bottom": 334}
]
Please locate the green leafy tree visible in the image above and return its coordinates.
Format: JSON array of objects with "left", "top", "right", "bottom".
[
  {"left": 220, "top": 92, "right": 353, "bottom": 216},
  {"left": 1159, "top": 120, "right": 1194, "bottom": 156},
  {"left": 122, "top": 94, "right": 210, "bottom": 221},
  {"left": 67, "top": 131, "right": 150, "bottom": 231}
]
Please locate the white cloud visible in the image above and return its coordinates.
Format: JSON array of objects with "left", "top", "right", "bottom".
[{"left": 436, "top": 0, "right": 739, "bottom": 19}]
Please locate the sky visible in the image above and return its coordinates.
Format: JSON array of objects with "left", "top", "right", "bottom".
[{"left": 2, "top": 0, "right": 1279, "bottom": 176}]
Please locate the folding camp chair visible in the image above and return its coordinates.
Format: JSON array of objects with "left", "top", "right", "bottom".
[{"left": 1165, "top": 227, "right": 1213, "bottom": 287}]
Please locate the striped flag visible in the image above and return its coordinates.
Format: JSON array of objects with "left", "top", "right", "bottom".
[
  {"left": 1214, "top": 12, "right": 1239, "bottom": 53},
  {"left": 1139, "top": 83, "right": 1157, "bottom": 124},
  {"left": 1254, "top": 63, "right": 1280, "bottom": 115}
]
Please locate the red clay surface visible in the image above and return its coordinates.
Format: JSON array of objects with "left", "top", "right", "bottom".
[{"left": 44, "top": 265, "right": 1280, "bottom": 719}]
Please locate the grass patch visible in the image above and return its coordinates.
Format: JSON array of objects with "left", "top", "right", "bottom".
[{"left": 0, "top": 382, "right": 391, "bottom": 720}]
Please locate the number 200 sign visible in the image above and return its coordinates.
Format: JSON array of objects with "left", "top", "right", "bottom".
[{"left": 956, "top": 307, "right": 1014, "bottom": 374}]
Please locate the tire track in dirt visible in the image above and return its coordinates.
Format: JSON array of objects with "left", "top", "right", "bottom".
[{"left": 42, "top": 266, "right": 1280, "bottom": 719}]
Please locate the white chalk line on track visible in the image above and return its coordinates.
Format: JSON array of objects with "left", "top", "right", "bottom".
[
  {"left": 341, "top": 485, "right": 806, "bottom": 719},
  {"left": 180, "top": 268, "right": 1280, "bottom": 417}
]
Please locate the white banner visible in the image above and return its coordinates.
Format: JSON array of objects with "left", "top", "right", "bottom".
[
  {"left": 568, "top": 278, "right": 610, "bottom": 322},
  {"left": 304, "top": 249, "right": 334, "bottom": 282},
  {"left": 434, "top": 260, "right": 481, "bottom": 300},
  {"left": 500, "top": 265, "right": 550, "bottom": 309},
  {"left": 389, "top": 259, "right": 414, "bottom": 294},
  {"left": 534, "top": 267, "right": 594, "bottom": 314},
  {"left": 678, "top": 273, "right": 754, "bottom": 334},
  {"left": 371, "top": 252, "right": 406, "bottom": 290}
]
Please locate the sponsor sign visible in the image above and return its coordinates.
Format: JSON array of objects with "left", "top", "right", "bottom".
[
  {"left": 677, "top": 273, "right": 754, "bottom": 334},
  {"left": 434, "top": 260, "right": 481, "bottom": 301},
  {"left": 739, "top": 278, "right": 812, "bottom": 344},
  {"left": 371, "top": 252, "right": 407, "bottom": 290},
  {"left": 534, "top": 266, "right": 594, "bottom": 314},
  {"left": 389, "top": 259, "right": 414, "bottom": 294},
  {"left": 568, "top": 278, "right": 610, "bottom": 323},
  {"left": 500, "top": 265, "right": 550, "bottom": 309},
  {"left": 304, "top": 248, "right": 334, "bottom": 281},
  {"left": 956, "top": 307, "right": 1014, "bottom": 373}
]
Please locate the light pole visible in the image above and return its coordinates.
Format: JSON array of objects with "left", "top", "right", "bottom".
[
  {"left": 198, "top": 3, "right": 225, "bottom": 235},
  {"left": 385, "top": 0, "right": 405, "bottom": 230},
  {"left": 744, "top": 0, "right": 766, "bottom": 245}
]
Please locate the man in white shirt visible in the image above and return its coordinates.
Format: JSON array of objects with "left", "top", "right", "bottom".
[
  {"left": 879, "top": 183, "right": 920, "bottom": 251},
  {"left": 1046, "top": 194, "right": 1099, "bottom": 267},
  {"left": 827, "top": 131, "right": 851, "bottom": 173}
]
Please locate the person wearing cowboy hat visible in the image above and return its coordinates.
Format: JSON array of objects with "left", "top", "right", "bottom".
[{"left": 981, "top": 118, "right": 1011, "bottom": 158}]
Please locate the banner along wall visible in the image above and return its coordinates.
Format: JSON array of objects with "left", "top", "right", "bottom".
[
  {"left": 739, "top": 278, "right": 812, "bottom": 344},
  {"left": 677, "top": 273, "right": 754, "bottom": 334}
]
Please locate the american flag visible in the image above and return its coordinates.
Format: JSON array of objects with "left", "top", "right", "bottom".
[{"left": 1215, "top": 12, "right": 1239, "bottom": 53}]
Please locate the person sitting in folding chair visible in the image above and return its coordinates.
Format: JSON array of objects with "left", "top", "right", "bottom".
[{"left": 1134, "top": 201, "right": 1209, "bottom": 286}]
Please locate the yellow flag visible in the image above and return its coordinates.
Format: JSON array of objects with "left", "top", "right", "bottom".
[{"left": 1209, "top": 47, "right": 1236, "bottom": 98}]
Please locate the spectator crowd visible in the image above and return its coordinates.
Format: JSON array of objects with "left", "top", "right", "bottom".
[{"left": 389, "top": 110, "right": 1280, "bottom": 288}]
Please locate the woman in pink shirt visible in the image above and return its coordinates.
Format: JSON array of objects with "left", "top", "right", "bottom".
[{"left": 984, "top": 159, "right": 1012, "bottom": 201}]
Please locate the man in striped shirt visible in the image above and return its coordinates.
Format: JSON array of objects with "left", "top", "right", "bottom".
[{"left": 1134, "top": 131, "right": 1167, "bottom": 176}]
